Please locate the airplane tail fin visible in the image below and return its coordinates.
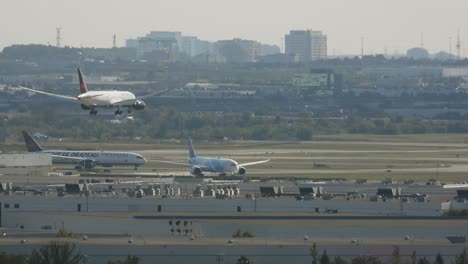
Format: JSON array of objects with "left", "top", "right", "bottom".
[
  {"left": 77, "top": 68, "right": 88, "bottom": 94},
  {"left": 188, "top": 137, "right": 197, "bottom": 158},
  {"left": 22, "top": 131, "right": 43, "bottom": 152}
]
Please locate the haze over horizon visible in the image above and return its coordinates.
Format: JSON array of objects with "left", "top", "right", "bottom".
[{"left": 1, "top": 0, "right": 467, "bottom": 56}]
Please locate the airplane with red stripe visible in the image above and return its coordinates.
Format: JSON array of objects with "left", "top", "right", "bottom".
[{"left": 17, "top": 68, "right": 167, "bottom": 115}]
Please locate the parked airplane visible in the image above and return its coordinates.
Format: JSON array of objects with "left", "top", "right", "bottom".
[
  {"left": 32, "top": 132, "right": 49, "bottom": 141},
  {"left": 17, "top": 68, "right": 167, "bottom": 115},
  {"left": 22, "top": 131, "right": 146, "bottom": 170},
  {"left": 154, "top": 137, "right": 270, "bottom": 176}
]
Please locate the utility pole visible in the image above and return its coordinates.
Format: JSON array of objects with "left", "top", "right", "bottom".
[
  {"left": 361, "top": 37, "right": 364, "bottom": 58},
  {"left": 56, "top": 27, "right": 62, "bottom": 48}
]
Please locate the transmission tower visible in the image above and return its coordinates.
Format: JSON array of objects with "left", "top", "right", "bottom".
[
  {"left": 56, "top": 27, "right": 62, "bottom": 48},
  {"left": 456, "top": 29, "right": 461, "bottom": 60}
]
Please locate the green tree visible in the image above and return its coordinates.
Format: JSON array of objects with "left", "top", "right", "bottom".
[
  {"left": 320, "top": 250, "right": 330, "bottom": 264},
  {"left": 333, "top": 256, "right": 349, "bottom": 264},
  {"left": 417, "top": 257, "right": 430, "bottom": 264},
  {"left": 351, "top": 256, "right": 383, "bottom": 264},
  {"left": 0, "top": 252, "right": 27, "bottom": 264},
  {"left": 456, "top": 248, "right": 468, "bottom": 264},
  {"left": 28, "top": 241, "right": 85, "bottom": 264},
  {"left": 310, "top": 243, "right": 319, "bottom": 264},
  {"left": 237, "top": 255, "right": 253, "bottom": 264},
  {"left": 391, "top": 246, "right": 401, "bottom": 264},
  {"left": 409, "top": 250, "right": 417, "bottom": 264},
  {"left": 107, "top": 255, "right": 140, "bottom": 264},
  {"left": 435, "top": 253, "right": 444, "bottom": 264}
]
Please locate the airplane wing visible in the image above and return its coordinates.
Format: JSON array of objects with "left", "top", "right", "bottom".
[
  {"left": 108, "top": 98, "right": 138, "bottom": 106},
  {"left": 137, "top": 89, "right": 170, "bottom": 99},
  {"left": 238, "top": 159, "right": 271, "bottom": 167},
  {"left": 52, "top": 155, "right": 90, "bottom": 163},
  {"left": 16, "top": 86, "right": 77, "bottom": 101}
]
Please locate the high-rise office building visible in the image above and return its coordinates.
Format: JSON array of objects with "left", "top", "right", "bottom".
[
  {"left": 215, "top": 38, "right": 261, "bottom": 63},
  {"left": 285, "top": 30, "right": 327, "bottom": 62}
]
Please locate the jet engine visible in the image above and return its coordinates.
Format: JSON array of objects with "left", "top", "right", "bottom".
[
  {"left": 75, "top": 159, "right": 96, "bottom": 170},
  {"left": 132, "top": 100, "right": 146, "bottom": 110},
  {"left": 238, "top": 167, "right": 246, "bottom": 175},
  {"left": 80, "top": 104, "right": 91, "bottom": 110},
  {"left": 191, "top": 166, "right": 203, "bottom": 176}
]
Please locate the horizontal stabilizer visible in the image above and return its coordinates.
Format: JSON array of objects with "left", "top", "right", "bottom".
[{"left": 150, "top": 160, "right": 192, "bottom": 167}]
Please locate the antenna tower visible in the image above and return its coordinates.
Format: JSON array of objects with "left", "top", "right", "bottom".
[
  {"left": 456, "top": 29, "right": 461, "bottom": 59},
  {"left": 56, "top": 27, "right": 62, "bottom": 48},
  {"left": 449, "top": 37, "right": 452, "bottom": 57},
  {"left": 361, "top": 37, "right": 364, "bottom": 57},
  {"left": 112, "top": 34, "right": 117, "bottom": 48}
]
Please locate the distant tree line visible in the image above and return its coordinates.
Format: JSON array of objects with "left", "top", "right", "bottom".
[
  {"left": 4, "top": 107, "right": 468, "bottom": 141},
  {"left": 1, "top": 242, "right": 467, "bottom": 264}
]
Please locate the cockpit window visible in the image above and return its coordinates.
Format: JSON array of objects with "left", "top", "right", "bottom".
[{"left": 136, "top": 156, "right": 144, "bottom": 159}]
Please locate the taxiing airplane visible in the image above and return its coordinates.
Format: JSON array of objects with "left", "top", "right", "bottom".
[
  {"left": 154, "top": 137, "right": 270, "bottom": 176},
  {"left": 22, "top": 131, "right": 146, "bottom": 170},
  {"left": 17, "top": 68, "right": 167, "bottom": 115}
]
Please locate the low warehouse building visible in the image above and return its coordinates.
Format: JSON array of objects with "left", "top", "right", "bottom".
[{"left": 0, "top": 153, "right": 52, "bottom": 177}]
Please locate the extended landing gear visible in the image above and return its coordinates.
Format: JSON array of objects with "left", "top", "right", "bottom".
[
  {"left": 114, "top": 108, "right": 123, "bottom": 115},
  {"left": 89, "top": 109, "right": 97, "bottom": 115},
  {"left": 127, "top": 108, "right": 132, "bottom": 114}
]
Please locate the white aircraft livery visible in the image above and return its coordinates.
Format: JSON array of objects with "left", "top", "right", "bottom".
[
  {"left": 17, "top": 68, "right": 167, "bottom": 115},
  {"left": 154, "top": 137, "right": 270, "bottom": 176},
  {"left": 22, "top": 131, "right": 146, "bottom": 169}
]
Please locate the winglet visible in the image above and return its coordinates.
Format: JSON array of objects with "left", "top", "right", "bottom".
[
  {"left": 188, "top": 137, "right": 197, "bottom": 158},
  {"left": 22, "top": 130, "right": 44, "bottom": 152},
  {"left": 77, "top": 68, "right": 88, "bottom": 94}
]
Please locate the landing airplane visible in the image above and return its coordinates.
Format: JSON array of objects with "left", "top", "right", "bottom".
[
  {"left": 17, "top": 68, "right": 167, "bottom": 115},
  {"left": 22, "top": 131, "right": 146, "bottom": 170},
  {"left": 153, "top": 137, "right": 270, "bottom": 176}
]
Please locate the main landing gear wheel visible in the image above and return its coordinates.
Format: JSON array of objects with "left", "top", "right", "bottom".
[
  {"left": 114, "top": 109, "right": 123, "bottom": 115},
  {"left": 89, "top": 109, "right": 97, "bottom": 115}
]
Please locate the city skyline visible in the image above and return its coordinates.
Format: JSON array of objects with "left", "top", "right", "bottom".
[{"left": 1, "top": 0, "right": 467, "bottom": 56}]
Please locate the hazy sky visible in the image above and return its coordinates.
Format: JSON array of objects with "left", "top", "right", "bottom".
[{"left": 1, "top": 0, "right": 467, "bottom": 55}]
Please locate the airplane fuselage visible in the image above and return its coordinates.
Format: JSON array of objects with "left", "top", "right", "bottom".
[
  {"left": 189, "top": 156, "right": 239, "bottom": 174},
  {"left": 41, "top": 150, "right": 146, "bottom": 167},
  {"left": 78, "top": 91, "right": 136, "bottom": 107}
]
